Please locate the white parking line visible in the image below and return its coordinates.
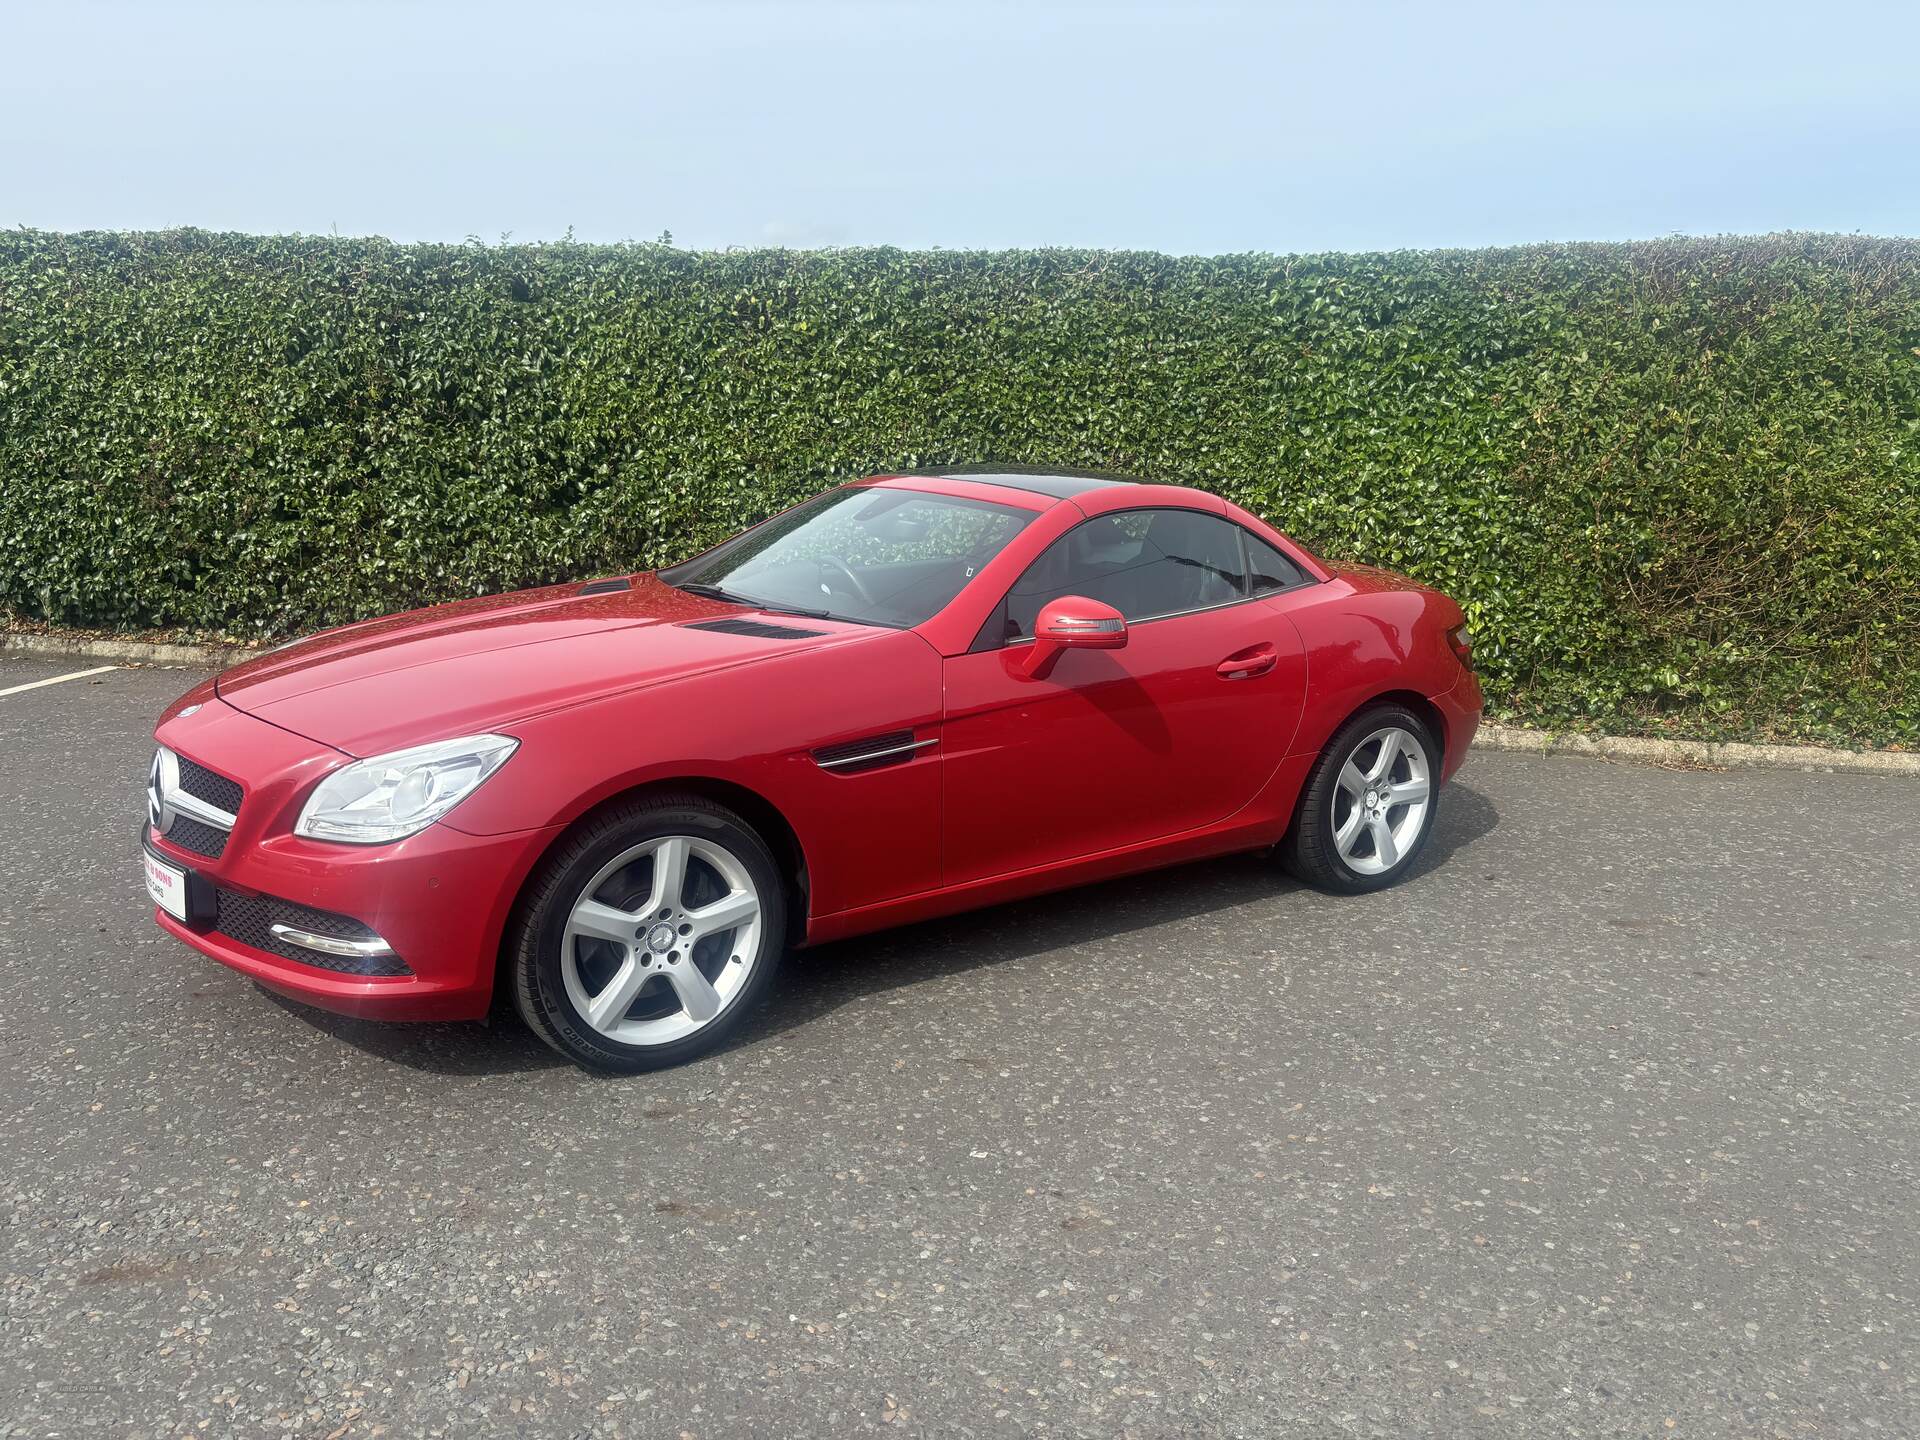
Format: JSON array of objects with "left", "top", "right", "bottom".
[{"left": 0, "top": 664, "right": 120, "bottom": 698}]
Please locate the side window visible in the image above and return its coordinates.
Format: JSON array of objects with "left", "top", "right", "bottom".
[
  {"left": 1243, "top": 531, "right": 1310, "bottom": 593},
  {"left": 994, "top": 508, "right": 1250, "bottom": 642}
]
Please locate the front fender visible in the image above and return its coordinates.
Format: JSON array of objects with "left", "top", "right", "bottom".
[{"left": 438, "top": 631, "right": 947, "bottom": 918}]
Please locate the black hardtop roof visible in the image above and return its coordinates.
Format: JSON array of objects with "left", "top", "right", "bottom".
[{"left": 918, "top": 465, "right": 1155, "bottom": 500}]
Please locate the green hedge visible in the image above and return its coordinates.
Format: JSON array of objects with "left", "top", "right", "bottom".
[{"left": 2, "top": 229, "right": 1916, "bottom": 744}]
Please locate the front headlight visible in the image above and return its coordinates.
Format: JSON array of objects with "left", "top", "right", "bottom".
[{"left": 295, "top": 733, "right": 519, "bottom": 844}]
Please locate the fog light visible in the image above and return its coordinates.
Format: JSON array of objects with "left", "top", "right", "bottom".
[{"left": 267, "top": 923, "right": 398, "bottom": 960}]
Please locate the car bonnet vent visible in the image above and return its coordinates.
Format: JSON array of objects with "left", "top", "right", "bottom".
[
  {"left": 683, "top": 618, "right": 823, "bottom": 639},
  {"left": 577, "top": 576, "right": 631, "bottom": 595}
]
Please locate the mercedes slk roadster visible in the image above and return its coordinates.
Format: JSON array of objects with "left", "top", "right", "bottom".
[{"left": 143, "top": 469, "right": 1482, "bottom": 1071}]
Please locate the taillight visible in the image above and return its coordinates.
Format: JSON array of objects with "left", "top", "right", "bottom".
[{"left": 1447, "top": 624, "right": 1474, "bottom": 671}]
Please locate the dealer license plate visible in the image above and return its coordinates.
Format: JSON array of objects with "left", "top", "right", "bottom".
[{"left": 143, "top": 847, "right": 188, "bottom": 921}]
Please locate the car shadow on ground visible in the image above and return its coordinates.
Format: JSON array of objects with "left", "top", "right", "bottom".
[
  {"left": 726, "top": 779, "right": 1501, "bottom": 1054},
  {"left": 258, "top": 986, "right": 572, "bottom": 1076},
  {"left": 267, "top": 782, "right": 1500, "bottom": 1077}
]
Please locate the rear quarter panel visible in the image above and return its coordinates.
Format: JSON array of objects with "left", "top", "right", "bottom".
[{"left": 1271, "top": 572, "right": 1471, "bottom": 766}]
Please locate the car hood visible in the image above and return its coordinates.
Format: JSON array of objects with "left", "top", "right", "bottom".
[{"left": 216, "top": 574, "right": 875, "bottom": 756}]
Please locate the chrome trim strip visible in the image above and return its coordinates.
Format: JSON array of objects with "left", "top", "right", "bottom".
[
  {"left": 169, "top": 786, "right": 237, "bottom": 830},
  {"left": 814, "top": 737, "right": 939, "bottom": 770},
  {"left": 268, "top": 923, "right": 398, "bottom": 960}
]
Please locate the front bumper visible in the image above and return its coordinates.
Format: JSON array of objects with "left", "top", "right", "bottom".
[{"left": 147, "top": 697, "right": 558, "bottom": 1021}]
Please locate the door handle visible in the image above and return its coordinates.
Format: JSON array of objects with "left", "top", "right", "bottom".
[{"left": 1216, "top": 645, "right": 1277, "bottom": 680}]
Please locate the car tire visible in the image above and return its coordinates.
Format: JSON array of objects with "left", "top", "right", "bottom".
[
  {"left": 1283, "top": 703, "right": 1440, "bottom": 894},
  {"left": 508, "top": 792, "right": 787, "bottom": 1073}
]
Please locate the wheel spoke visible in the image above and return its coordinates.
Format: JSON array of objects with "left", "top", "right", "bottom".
[
  {"left": 1335, "top": 803, "right": 1367, "bottom": 857},
  {"left": 1337, "top": 759, "right": 1368, "bottom": 801},
  {"left": 1388, "top": 776, "right": 1430, "bottom": 805},
  {"left": 570, "top": 898, "right": 642, "bottom": 945},
  {"left": 686, "top": 890, "right": 757, "bottom": 941},
  {"left": 646, "top": 836, "right": 691, "bottom": 914},
  {"left": 585, "top": 954, "right": 648, "bottom": 1031},
  {"left": 1367, "top": 730, "right": 1402, "bottom": 783},
  {"left": 664, "top": 959, "right": 723, "bottom": 1023},
  {"left": 1369, "top": 813, "right": 1400, "bottom": 868}
]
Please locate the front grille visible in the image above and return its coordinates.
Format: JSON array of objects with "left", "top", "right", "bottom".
[
  {"left": 158, "top": 814, "right": 229, "bottom": 859},
  {"left": 175, "top": 755, "right": 243, "bottom": 814},
  {"left": 213, "top": 889, "right": 411, "bottom": 977},
  {"left": 151, "top": 746, "right": 239, "bottom": 859}
]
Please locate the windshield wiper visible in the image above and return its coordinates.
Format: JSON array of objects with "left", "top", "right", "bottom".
[
  {"left": 674, "top": 581, "right": 838, "bottom": 622},
  {"left": 749, "top": 599, "right": 838, "bottom": 621},
  {"left": 675, "top": 581, "right": 745, "bottom": 603}
]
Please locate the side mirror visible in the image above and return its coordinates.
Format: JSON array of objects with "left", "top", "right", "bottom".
[{"left": 1017, "top": 596, "right": 1128, "bottom": 678}]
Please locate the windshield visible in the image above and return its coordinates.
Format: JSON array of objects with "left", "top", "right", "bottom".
[{"left": 660, "top": 487, "right": 1035, "bottom": 628}]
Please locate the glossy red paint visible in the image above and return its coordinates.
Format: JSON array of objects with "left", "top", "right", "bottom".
[
  {"left": 939, "top": 589, "right": 1309, "bottom": 886},
  {"left": 146, "top": 472, "right": 1481, "bottom": 1022}
]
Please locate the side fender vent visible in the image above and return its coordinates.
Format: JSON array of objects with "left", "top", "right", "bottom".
[
  {"left": 812, "top": 730, "right": 936, "bottom": 773},
  {"left": 684, "top": 618, "right": 823, "bottom": 640}
]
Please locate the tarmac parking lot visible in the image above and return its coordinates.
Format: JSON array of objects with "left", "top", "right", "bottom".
[{"left": 1, "top": 653, "right": 1914, "bottom": 1438}]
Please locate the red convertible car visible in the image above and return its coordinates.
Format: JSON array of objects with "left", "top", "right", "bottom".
[{"left": 144, "top": 469, "right": 1481, "bottom": 1071}]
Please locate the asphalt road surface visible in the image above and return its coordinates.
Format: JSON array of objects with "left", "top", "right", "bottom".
[{"left": 1, "top": 654, "right": 1913, "bottom": 1439}]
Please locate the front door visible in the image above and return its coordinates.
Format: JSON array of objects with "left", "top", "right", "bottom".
[{"left": 939, "top": 507, "right": 1307, "bottom": 886}]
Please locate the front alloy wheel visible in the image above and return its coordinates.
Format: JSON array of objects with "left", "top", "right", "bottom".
[{"left": 510, "top": 794, "right": 785, "bottom": 1072}]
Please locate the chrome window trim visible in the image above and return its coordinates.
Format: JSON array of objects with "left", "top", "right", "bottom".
[{"left": 1005, "top": 581, "right": 1319, "bottom": 646}]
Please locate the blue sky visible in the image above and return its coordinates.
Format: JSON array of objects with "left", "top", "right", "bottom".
[{"left": 7, "top": 0, "right": 1917, "bottom": 253}]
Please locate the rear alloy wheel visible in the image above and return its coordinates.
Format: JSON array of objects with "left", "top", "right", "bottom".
[
  {"left": 1283, "top": 705, "right": 1439, "bottom": 893},
  {"left": 510, "top": 795, "right": 785, "bottom": 1072}
]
